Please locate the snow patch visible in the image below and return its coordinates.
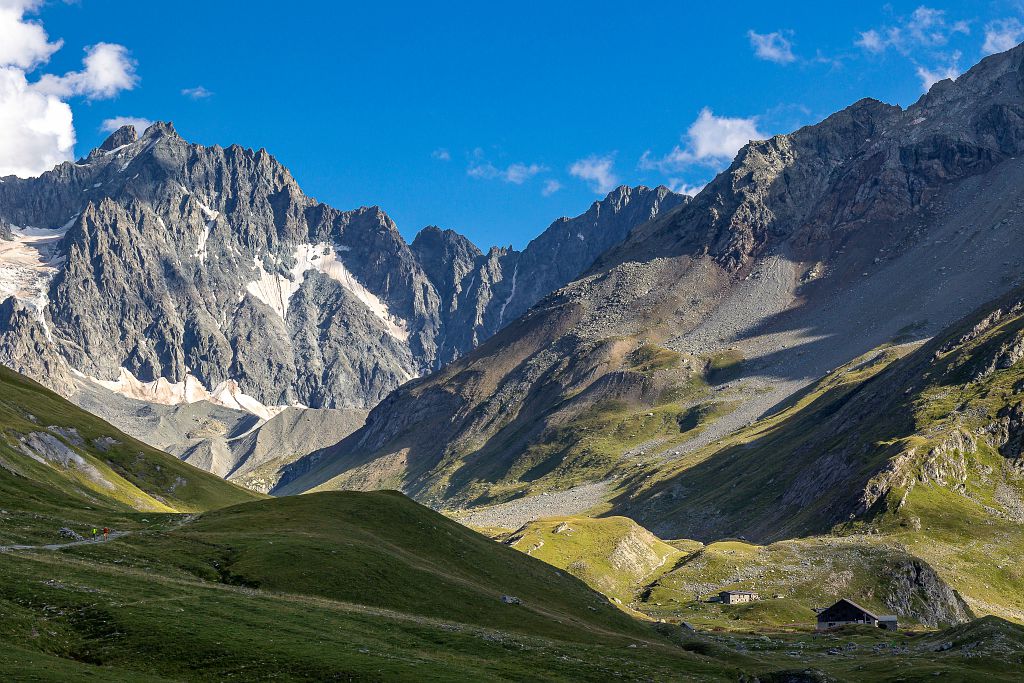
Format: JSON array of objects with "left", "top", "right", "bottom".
[
  {"left": 0, "top": 225, "right": 69, "bottom": 327},
  {"left": 497, "top": 262, "right": 518, "bottom": 326},
  {"left": 195, "top": 223, "right": 210, "bottom": 263},
  {"left": 196, "top": 200, "right": 219, "bottom": 221},
  {"left": 245, "top": 257, "right": 293, "bottom": 319},
  {"left": 245, "top": 243, "right": 410, "bottom": 341},
  {"left": 89, "top": 367, "right": 290, "bottom": 421}
]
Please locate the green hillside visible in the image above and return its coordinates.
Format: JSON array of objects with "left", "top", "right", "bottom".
[
  {"left": 0, "top": 365, "right": 259, "bottom": 545},
  {"left": 0, "top": 491, "right": 739, "bottom": 681},
  {"left": 4, "top": 489, "right": 1024, "bottom": 681}
]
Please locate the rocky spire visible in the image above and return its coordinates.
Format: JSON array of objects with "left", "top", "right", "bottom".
[{"left": 98, "top": 124, "right": 139, "bottom": 152}]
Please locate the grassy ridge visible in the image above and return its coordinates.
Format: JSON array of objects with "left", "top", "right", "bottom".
[
  {"left": 4, "top": 490, "right": 1023, "bottom": 681},
  {"left": 0, "top": 366, "right": 259, "bottom": 545},
  {"left": 503, "top": 516, "right": 685, "bottom": 604},
  {"left": 0, "top": 491, "right": 740, "bottom": 681}
]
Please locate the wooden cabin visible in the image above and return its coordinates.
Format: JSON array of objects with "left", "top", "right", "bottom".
[
  {"left": 816, "top": 598, "right": 898, "bottom": 631},
  {"left": 719, "top": 590, "right": 758, "bottom": 605}
]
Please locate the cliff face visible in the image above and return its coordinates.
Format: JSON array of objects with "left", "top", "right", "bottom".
[{"left": 0, "top": 121, "right": 680, "bottom": 412}]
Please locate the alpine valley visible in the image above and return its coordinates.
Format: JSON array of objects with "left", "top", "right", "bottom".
[{"left": 3, "top": 26, "right": 1024, "bottom": 683}]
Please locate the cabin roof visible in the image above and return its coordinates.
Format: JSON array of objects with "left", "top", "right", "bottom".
[
  {"left": 721, "top": 590, "right": 757, "bottom": 595},
  {"left": 818, "top": 598, "right": 881, "bottom": 621}
]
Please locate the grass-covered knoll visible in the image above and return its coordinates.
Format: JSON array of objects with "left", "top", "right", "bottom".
[
  {"left": 503, "top": 516, "right": 683, "bottom": 604},
  {"left": 499, "top": 517, "right": 971, "bottom": 632},
  {"left": 99, "top": 491, "right": 656, "bottom": 640},
  {"left": 640, "top": 535, "right": 970, "bottom": 630},
  {"left": 0, "top": 491, "right": 742, "bottom": 681},
  {"left": 0, "top": 366, "right": 259, "bottom": 544},
  {"left": 627, "top": 344, "right": 682, "bottom": 373},
  {"left": 705, "top": 349, "right": 744, "bottom": 385}
]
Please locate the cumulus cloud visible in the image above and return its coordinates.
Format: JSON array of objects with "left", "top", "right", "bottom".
[
  {"left": 569, "top": 154, "right": 618, "bottom": 194},
  {"left": 748, "top": 30, "right": 795, "bottom": 64},
  {"left": 982, "top": 18, "right": 1024, "bottom": 56},
  {"left": 431, "top": 147, "right": 450, "bottom": 161},
  {"left": 916, "top": 51, "right": 961, "bottom": 91},
  {"left": 467, "top": 152, "right": 547, "bottom": 184},
  {"left": 0, "top": 0, "right": 60, "bottom": 69},
  {"left": 36, "top": 43, "right": 137, "bottom": 99},
  {"left": 855, "top": 6, "right": 969, "bottom": 55},
  {"left": 669, "top": 180, "right": 705, "bottom": 197},
  {"left": 640, "top": 108, "right": 764, "bottom": 173},
  {"left": 541, "top": 179, "right": 561, "bottom": 196},
  {"left": 181, "top": 85, "right": 213, "bottom": 99},
  {"left": 101, "top": 116, "right": 152, "bottom": 135},
  {"left": 0, "top": 67, "right": 73, "bottom": 177},
  {"left": 0, "top": 3, "right": 138, "bottom": 177}
]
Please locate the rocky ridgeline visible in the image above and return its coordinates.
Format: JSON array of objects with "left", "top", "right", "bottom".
[
  {"left": 0, "top": 122, "right": 682, "bottom": 410},
  {"left": 276, "top": 42, "right": 1024, "bottom": 508}
]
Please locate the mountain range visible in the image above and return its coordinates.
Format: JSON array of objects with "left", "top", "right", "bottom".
[
  {"left": 5, "top": 34, "right": 1024, "bottom": 683},
  {"left": 0, "top": 123, "right": 682, "bottom": 412},
  {"left": 275, "top": 42, "right": 1024, "bottom": 514}
]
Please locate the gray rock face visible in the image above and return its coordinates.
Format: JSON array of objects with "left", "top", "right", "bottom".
[
  {"left": 411, "top": 185, "right": 686, "bottom": 365},
  {"left": 884, "top": 559, "right": 973, "bottom": 627},
  {"left": 0, "top": 298, "right": 75, "bottom": 395},
  {"left": 274, "top": 43, "right": 1024, "bottom": 508},
  {"left": 0, "top": 121, "right": 680, "bottom": 412}
]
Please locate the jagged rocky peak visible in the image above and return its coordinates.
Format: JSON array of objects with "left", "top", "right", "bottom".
[
  {"left": 98, "top": 124, "right": 139, "bottom": 152},
  {"left": 274, "top": 43, "right": 1024, "bottom": 507},
  {"left": 0, "top": 117, "right": 680, "bottom": 421}
]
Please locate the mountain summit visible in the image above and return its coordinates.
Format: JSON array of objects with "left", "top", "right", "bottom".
[
  {"left": 274, "top": 42, "right": 1024, "bottom": 507},
  {"left": 0, "top": 125, "right": 683, "bottom": 417}
]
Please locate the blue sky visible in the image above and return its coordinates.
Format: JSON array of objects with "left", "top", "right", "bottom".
[{"left": 5, "top": 1, "right": 1024, "bottom": 249}]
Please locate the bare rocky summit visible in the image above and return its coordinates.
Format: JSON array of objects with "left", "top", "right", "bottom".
[
  {"left": 0, "top": 121, "right": 680, "bottom": 475},
  {"left": 275, "top": 43, "right": 1024, "bottom": 513}
]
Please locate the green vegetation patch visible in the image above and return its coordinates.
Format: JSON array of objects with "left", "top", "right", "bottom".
[
  {"left": 706, "top": 349, "right": 745, "bottom": 385},
  {"left": 627, "top": 344, "right": 682, "bottom": 373}
]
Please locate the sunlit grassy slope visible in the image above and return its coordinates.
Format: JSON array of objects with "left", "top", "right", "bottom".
[{"left": 0, "top": 365, "right": 259, "bottom": 544}]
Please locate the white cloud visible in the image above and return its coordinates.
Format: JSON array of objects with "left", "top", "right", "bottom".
[
  {"left": 0, "top": 1, "right": 60, "bottom": 69},
  {"left": 916, "top": 51, "right": 961, "bottom": 91},
  {"left": 0, "top": 3, "right": 138, "bottom": 177},
  {"left": 182, "top": 85, "right": 213, "bottom": 99},
  {"left": 467, "top": 155, "right": 546, "bottom": 184},
  {"left": 101, "top": 116, "right": 152, "bottom": 135},
  {"left": 569, "top": 154, "right": 618, "bottom": 194},
  {"left": 36, "top": 42, "right": 137, "bottom": 99},
  {"left": 668, "top": 179, "right": 705, "bottom": 197},
  {"left": 855, "top": 6, "right": 969, "bottom": 55},
  {"left": 982, "top": 18, "right": 1024, "bottom": 56},
  {"left": 504, "top": 162, "right": 545, "bottom": 184},
  {"left": 0, "top": 66, "right": 73, "bottom": 177},
  {"left": 541, "top": 179, "right": 561, "bottom": 196},
  {"left": 855, "top": 29, "right": 885, "bottom": 53},
  {"left": 431, "top": 148, "right": 450, "bottom": 161},
  {"left": 640, "top": 108, "right": 764, "bottom": 173},
  {"left": 748, "top": 30, "right": 795, "bottom": 64}
]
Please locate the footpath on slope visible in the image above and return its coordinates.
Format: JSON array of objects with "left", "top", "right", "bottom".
[{"left": 0, "top": 530, "right": 131, "bottom": 552}]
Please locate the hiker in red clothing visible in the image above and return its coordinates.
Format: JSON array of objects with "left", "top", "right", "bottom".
[{"left": 102, "top": 527, "right": 109, "bottom": 541}]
